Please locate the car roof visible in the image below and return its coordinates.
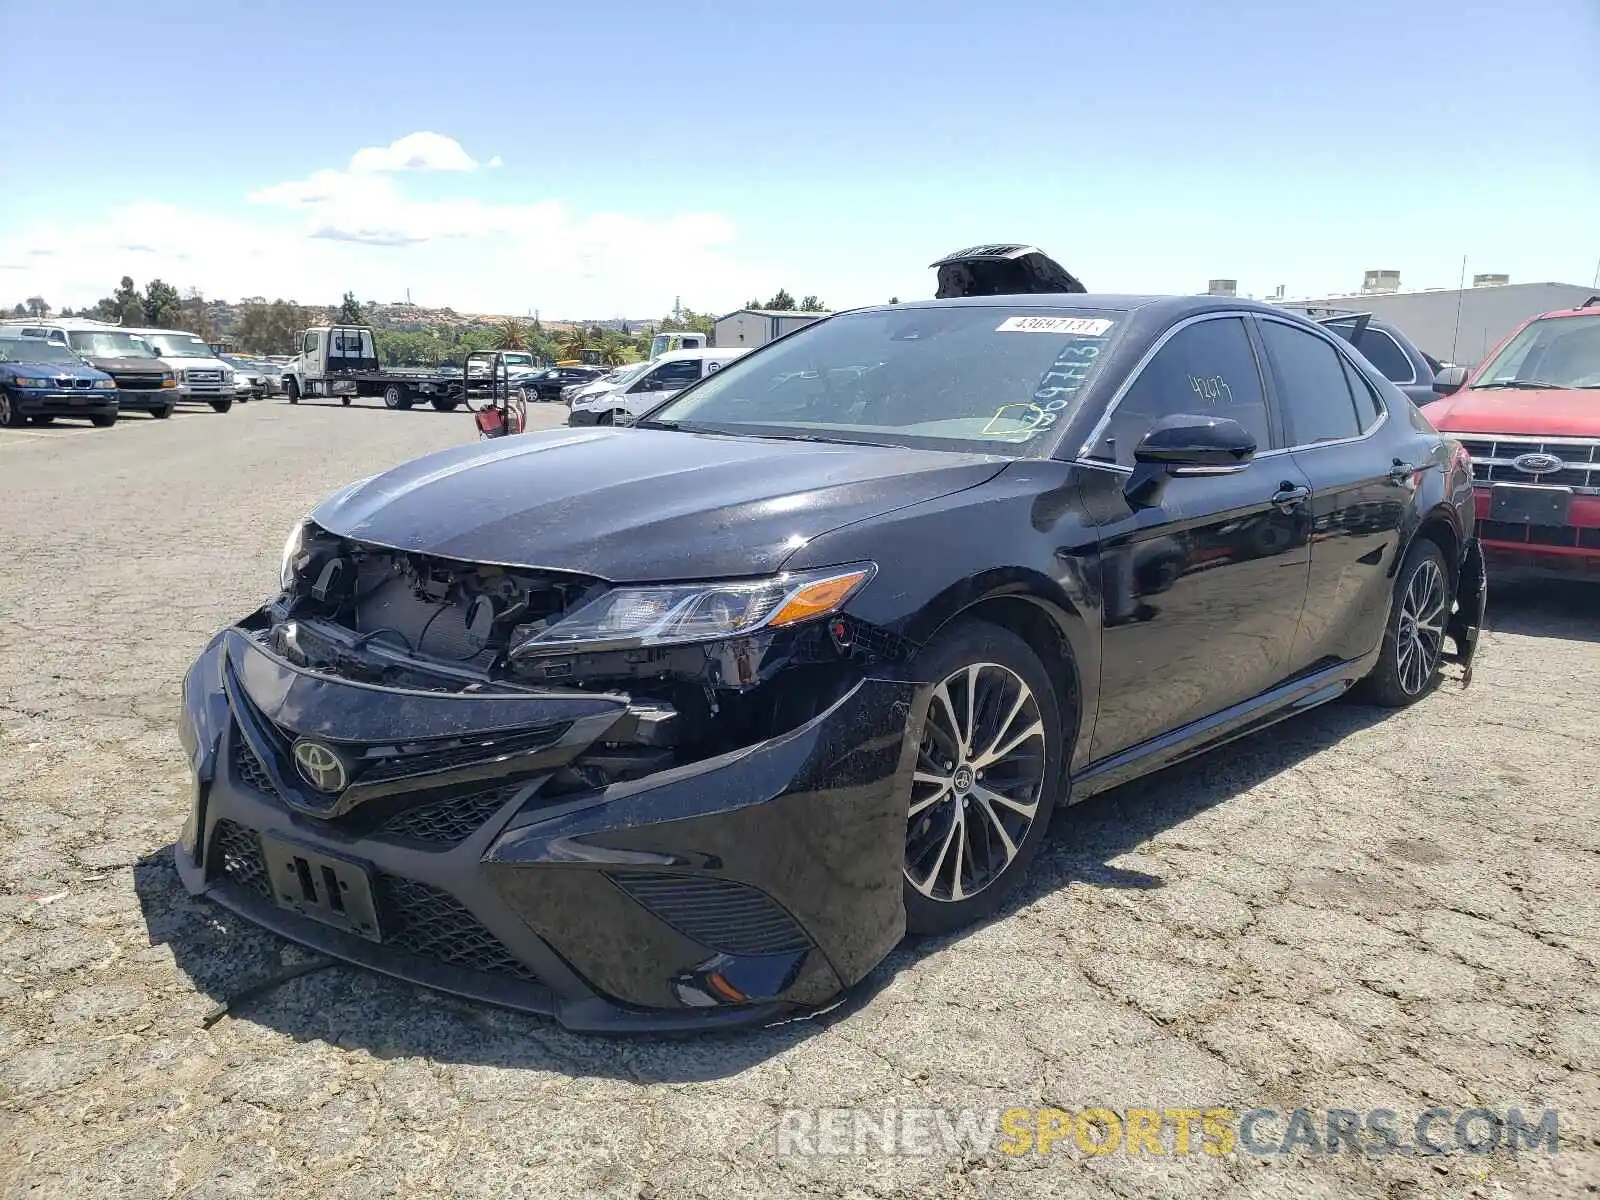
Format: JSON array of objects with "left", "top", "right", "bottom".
[
  {"left": 849, "top": 293, "right": 1294, "bottom": 320},
  {"left": 656, "top": 347, "right": 750, "bottom": 362}
]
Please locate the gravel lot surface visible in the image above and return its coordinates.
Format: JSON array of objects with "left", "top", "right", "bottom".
[{"left": 1, "top": 398, "right": 1596, "bottom": 1199}]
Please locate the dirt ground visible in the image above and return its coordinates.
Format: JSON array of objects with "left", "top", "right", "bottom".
[{"left": 1, "top": 399, "right": 1596, "bottom": 1199}]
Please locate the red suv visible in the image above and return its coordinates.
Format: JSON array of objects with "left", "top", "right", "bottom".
[{"left": 1422, "top": 301, "right": 1600, "bottom": 578}]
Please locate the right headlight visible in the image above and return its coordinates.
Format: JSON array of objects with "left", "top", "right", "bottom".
[
  {"left": 510, "top": 564, "right": 876, "bottom": 657},
  {"left": 279, "top": 519, "right": 312, "bottom": 590}
]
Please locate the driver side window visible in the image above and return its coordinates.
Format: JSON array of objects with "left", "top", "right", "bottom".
[
  {"left": 302, "top": 331, "right": 318, "bottom": 356},
  {"left": 1091, "top": 317, "right": 1273, "bottom": 467},
  {"left": 636, "top": 360, "right": 702, "bottom": 392}
]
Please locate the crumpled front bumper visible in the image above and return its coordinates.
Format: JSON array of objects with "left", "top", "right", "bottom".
[{"left": 174, "top": 623, "right": 917, "bottom": 1031}]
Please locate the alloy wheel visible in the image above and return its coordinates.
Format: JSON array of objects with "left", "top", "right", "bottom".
[
  {"left": 0, "top": 392, "right": 12, "bottom": 427},
  {"left": 1396, "top": 557, "right": 1447, "bottom": 696},
  {"left": 904, "top": 662, "right": 1048, "bottom": 903}
]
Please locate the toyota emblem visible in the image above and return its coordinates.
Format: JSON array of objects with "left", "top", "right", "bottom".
[
  {"left": 291, "top": 738, "right": 349, "bottom": 793},
  {"left": 1512, "top": 452, "right": 1564, "bottom": 476}
]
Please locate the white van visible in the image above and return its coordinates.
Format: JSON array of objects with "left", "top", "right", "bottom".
[
  {"left": 567, "top": 348, "right": 748, "bottom": 427},
  {"left": 127, "top": 328, "right": 238, "bottom": 412}
]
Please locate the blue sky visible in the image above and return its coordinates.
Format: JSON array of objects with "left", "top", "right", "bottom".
[{"left": 3, "top": 0, "right": 1596, "bottom": 317}]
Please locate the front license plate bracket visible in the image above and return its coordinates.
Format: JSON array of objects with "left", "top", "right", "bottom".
[
  {"left": 259, "top": 833, "right": 382, "bottom": 941},
  {"left": 1489, "top": 484, "right": 1572, "bottom": 526}
]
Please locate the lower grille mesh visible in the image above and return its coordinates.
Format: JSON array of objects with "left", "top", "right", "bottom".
[
  {"left": 609, "top": 873, "right": 811, "bottom": 956},
  {"left": 206, "top": 821, "right": 535, "bottom": 983},
  {"left": 376, "top": 873, "right": 537, "bottom": 981},
  {"left": 213, "top": 819, "right": 272, "bottom": 899},
  {"left": 230, "top": 733, "right": 280, "bottom": 799}
]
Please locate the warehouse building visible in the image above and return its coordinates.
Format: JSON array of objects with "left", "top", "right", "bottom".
[
  {"left": 713, "top": 308, "right": 831, "bottom": 349},
  {"left": 1266, "top": 271, "right": 1599, "bottom": 366}
]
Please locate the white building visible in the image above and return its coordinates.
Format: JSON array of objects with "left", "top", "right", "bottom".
[
  {"left": 713, "top": 308, "right": 831, "bottom": 350},
  {"left": 1274, "top": 280, "right": 1598, "bottom": 367}
]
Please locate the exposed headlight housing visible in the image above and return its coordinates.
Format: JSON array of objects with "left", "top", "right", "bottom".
[
  {"left": 511, "top": 564, "right": 876, "bottom": 657},
  {"left": 280, "top": 519, "right": 312, "bottom": 591}
]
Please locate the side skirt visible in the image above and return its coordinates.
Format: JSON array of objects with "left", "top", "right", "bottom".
[{"left": 1068, "top": 651, "right": 1381, "bottom": 803}]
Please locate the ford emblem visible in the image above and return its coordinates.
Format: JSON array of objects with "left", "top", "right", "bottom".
[{"left": 1511, "top": 452, "right": 1564, "bottom": 476}]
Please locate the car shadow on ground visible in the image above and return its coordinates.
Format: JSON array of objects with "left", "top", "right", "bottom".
[
  {"left": 131, "top": 693, "right": 1395, "bottom": 1083},
  {"left": 1485, "top": 577, "right": 1599, "bottom": 644}
]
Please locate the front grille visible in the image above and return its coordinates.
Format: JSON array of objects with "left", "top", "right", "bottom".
[
  {"left": 1459, "top": 436, "right": 1600, "bottom": 493},
  {"left": 117, "top": 373, "right": 164, "bottom": 391},
  {"left": 212, "top": 820, "right": 272, "bottom": 899},
  {"left": 187, "top": 369, "right": 222, "bottom": 383},
  {"left": 373, "top": 786, "right": 520, "bottom": 846},
  {"left": 609, "top": 873, "right": 812, "bottom": 956},
  {"left": 357, "top": 726, "right": 566, "bottom": 785},
  {"left": 375, "top": 873, "right": 536, "bottom": 981},
  {"left": 1480, "top": 520, "right": 1600, "bottom": 550},
  {"left": 231, "top": 732, "right": 280, "bottom": 799}
]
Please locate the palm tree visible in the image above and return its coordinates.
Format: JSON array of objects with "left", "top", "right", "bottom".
[
  {"left": 557, "top": 327, "right": 587, "bottom": 360},
  {"left": 497, "top": 318, "right": 528, "bottom": 350},
  {"left": 598, "top": 332, "right": 630, "bottom": 366}
]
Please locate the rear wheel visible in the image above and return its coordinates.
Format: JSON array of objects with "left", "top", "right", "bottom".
[
  {"left": 383, "top": 384, "right": 412, "bottom": 410},
  {"left": 431, "top": 398, "right": 460, "bottom": 412},
  {"left": 90, "top": 412, "right": 118, "bottom": 428},
  {"left": 209, "top": 398, "right": 233, "bottom": 413},
  {"left": 1355, "top": 538, "right": 1452, "bottom": 707},
  {"left": 902, "top": 618, "right": 1066, "bottom": 936},
  {"left": 285, "top": 378, "right": 300, "bottom": 404},
  {"left": 29, "top": 415, "right": 54, "bottom": 426}
]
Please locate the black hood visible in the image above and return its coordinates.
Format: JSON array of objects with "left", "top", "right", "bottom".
[
  {"left": 86, "top": 355, "right": 167, "bottom": 375},
  {"left": 311, "top": 427, "right": 1008, "bottom": 581}
]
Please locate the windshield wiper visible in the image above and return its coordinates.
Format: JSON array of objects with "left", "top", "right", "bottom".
[{"left": 1471, "top": 379, "right": 1567, "bottom": 390}]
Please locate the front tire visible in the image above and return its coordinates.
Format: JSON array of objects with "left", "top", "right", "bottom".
[
  {"left": 285, "top": 378, "right": 300, "bottom": 404},
  {"left": 209, "top": 398, "right": 233, "bottom": 413},
  {"left": 90, "top": 412, "right": 118, "bottom": 428},
  {"left": 1355, "top": 538, "right": 1452, "bottom": 707},
  {"left": 902, "top": 618, "right": 1065, "bottom": 936},
  {"left": 30, "top": 415, "right": 55, "bottom": 426},
  {"left": 431, "top": 398, "right": 460, "bottom": 412},
  {"left": 0, "top": 391, "right": 22, "bottom": 428},
  {"left": 151, "top": 404, "right": 174, "bottom": 419}
]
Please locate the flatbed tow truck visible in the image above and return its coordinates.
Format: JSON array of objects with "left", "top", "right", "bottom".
[{"left": 282, "top": 324, "right": 466, "bottom": 410}]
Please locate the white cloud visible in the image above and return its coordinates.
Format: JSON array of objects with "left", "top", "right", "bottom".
[
  {"left": 1, "top": 133, "right": 774, "bottom": 317},
  {"left": 347, "top": 131, "right": 484, "bottom": 174}
]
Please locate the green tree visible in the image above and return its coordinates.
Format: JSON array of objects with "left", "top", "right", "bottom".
[
  {"left": 496, "top": 318, "right": 528, "bottom": 350},
  {"left": 143, "top": 280, "right": 182, "bottom": 326},
  {"left": 557, "top": 326, "right": 587, "bottom": 360},
  {"left": 24, "top": 296, "right": 49, "bottom": 317},
  {"left": 9, "top": 303, "right": 24, "bottom": 317},
  {"left": 744, "top": 297, "right": 763, "bottom": 310},
  {"left": 336, "top": 291, "right": 364, "bottom": 324},
  {"left": 763, "top": 289, "right": 797, "bottom": 311},
  {"left": 800, "top": 295, "right": 827, "bottom": 312},
  {"left": 181, "top": 288, "right": 214, "bottom": 340},
  {"left": 888, "top": 296, "right": 900, "bottom": 304},
  {"left": 234, "top": 299, "right": 312, "bottom": 354}
]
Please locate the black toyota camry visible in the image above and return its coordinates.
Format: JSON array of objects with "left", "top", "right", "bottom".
[{"left": 176, "top": 292, "right": 1485, "bottom": 1031}]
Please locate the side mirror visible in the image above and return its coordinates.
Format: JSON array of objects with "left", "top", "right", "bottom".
[
  {"left": 1133, "top": 414, "right": 1256, "bottom": 472},
  {"left": 1432, "top": 365, "right": 1468, "bottom": 396},
  {"left": 1126, "top": 414, "right": 1256, "bottom": 506}
]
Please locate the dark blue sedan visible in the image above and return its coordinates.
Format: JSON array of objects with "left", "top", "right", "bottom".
[{"left": 0, "top": 335, "right": 120, "bottom": 428}]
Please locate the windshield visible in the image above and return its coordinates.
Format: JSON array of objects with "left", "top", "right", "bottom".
[
  {"left": 642, "top": 305, "right": 1123, "bottom": 453},
  {"left": 143, "top": 333, "right": 216, "bottom": 359},
  {"left": 66, "top": 331, "right": 158, "bottom": 358},
  {"left": 1473, "top": 314, "right": 1600, "bottom": 389},
  {"left": 599, "top": 362, "right": 651, "bottom": 388},
  {"left": 0, "top": 338, "right": 82, "bottom": 365}
]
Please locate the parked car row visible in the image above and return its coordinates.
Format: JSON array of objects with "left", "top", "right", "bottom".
[{"left": 0, "top": 316, "right": 245, "bottom": 428}]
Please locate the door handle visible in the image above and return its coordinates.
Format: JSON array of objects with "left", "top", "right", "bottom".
[
  {"left": 1271, "top": 483, "right": 1310, "bottom": 509},
  {"left": 1389, "top": 459, "right": 1420, "bottom": 482}
]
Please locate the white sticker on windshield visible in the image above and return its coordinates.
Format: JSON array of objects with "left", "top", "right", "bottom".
[{"left": 996, "top": 316, "right": 1114, "bottom": 336}]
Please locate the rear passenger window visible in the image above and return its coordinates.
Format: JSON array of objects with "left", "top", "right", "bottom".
[
  {"left": 1259, "top": 320, "right": 1363, "bottom": 445},
  {"left": 1340, "top": 355, "right": 1385, "bottom": 431},
  {"left": 1092, "top": 317, "right": 1273, "bottom": 466}
]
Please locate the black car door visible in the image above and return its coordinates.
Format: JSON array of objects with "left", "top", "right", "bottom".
[
  {"left": 1256, "top": 315, "right": 1411, "bottom": 667},
  {"left": 1079, "top": 314, "right": 1314, "bottom": 761}
]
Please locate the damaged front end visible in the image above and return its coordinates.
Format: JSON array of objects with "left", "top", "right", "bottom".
[{"left": 175, "top": 526, "right": 921, "bottom": 1030}]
